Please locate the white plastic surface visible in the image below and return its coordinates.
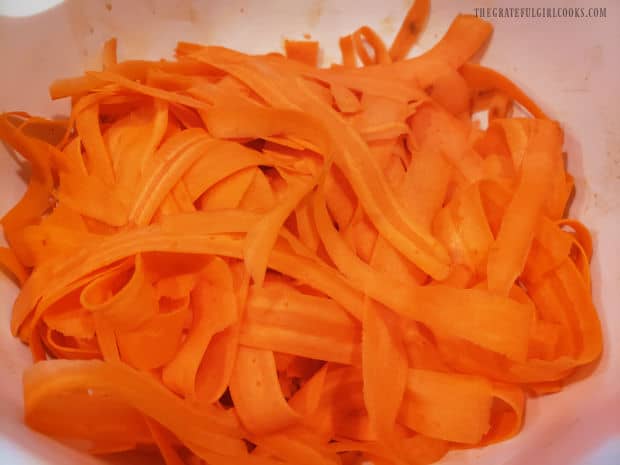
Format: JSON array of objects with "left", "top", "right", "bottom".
[{"left": 0, "top": 1, "right": 618, "bottom": 464}]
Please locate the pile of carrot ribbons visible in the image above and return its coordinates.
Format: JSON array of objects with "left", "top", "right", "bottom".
[{"left": 0, "top": 1, "right": 602, "bottom": 464}]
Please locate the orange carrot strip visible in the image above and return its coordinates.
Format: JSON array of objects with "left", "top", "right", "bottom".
[
  {"left": 418, "top": 15, "right": 493, "bottom": 69},
  {"left": 26, "top": 362, "right": 151, "bottom": 452},
  {"left": 199, "top": 167, "right": 257, "bottom": 210},
  {"left": 42, "top": 298, "right": 94, "bottom": 340},
  {"left": 244, "top": 176, "right": 316, "bottom": 286},
  {"left": 195, "top": 265, "right": 249, "bottom": 404},
  {"left": 41, "top": 327, "right": 99, "bottom": 360},
  {"left": 289, "top": 364, "right": 329, "bottom": 417},
  {"left": 49, "top": 74, "right": 104, "bottom": 100},
  {"left": 94, "top": 315, "right": 120, "bottom": 362},
  {"left": 75, "top": 103, "right": 116, "bottom": 184},
  {"left": 146, "top": 419, "right": 186, "bottom": 465},
  {"left": 400, "top": 148, "right": 452, "bottom": 231},
  {"left": 130, "top": 129, "right": 213, "bottom": 224},
  {"left": 0, "top": 116, "right": 54, "bottom": 266},
  {"left": 352, "top": 27, "right": 391, "bottom": 65},
  {"left": 170, "top": 102, "right": 204, "bottom": 128},
  {"left": 162, "top": 258, "right": 238, "bottom": 397},
  {"left": 0, "top": 246, "right": 29, "bottom": 285},
  {"left": 429, "top": 69, "right": 471, "bottom": 116},
  {"left": 487, "top": 120, "right": 562, "bottom": 295},
  {"left": 62, "top": 135, "right": 88, "bottom": 176},
  {"left": 339, "top": 35, "right": 356, "bottom": 67},
  {"left": 461, "top": 63, "right": 548, "bottom": 119},
  {"left": 482, "top": 383, "right": 525, "bottom": 444},
  {"left": 522, "top": 217, "right": 573, "bottom": 285},
  {"left": 353, "top": 14, "right": 492, "bottom": 90},
  {"left": 472, "top": 90, "right": 512, "bottom": 120},
  {"left": 191, "top": 450, "right": 283, "bottom": 465},
  {"left": 448, "top": 183, "right": 494, "bottom": 273},
  {"left": 240, "top": 283, "right": 361, "bottom": 365},
  {"left": 285, "top": 40, "right": 320, "bottom": 67},
  {"left": 230, "top": 346, "right": 300, "bottom": 435},
  {"left": 56, "top": 171, "right": 128, "bottom": 226},
  {"left": 558, "top": 218, "right": 593, "bottom": 261},
  {"left": 295, "top": 195, "right": 321, "bottom": 252},
  {"left": 399, "top": 369, "right": 494, "bottom": 444},
  {"left": 183, "top": 139, "right": 268, "bottom": 202},
  {"left": 117, "top": 298, "right": 189, "bottom": 370},
  {"left": 324, "top": 167, "right": 356, "bottom": 229},
  {"left": 87, "top": 71, "right": 210, "bottom": 109},
  {"left": 389, "top": 0, "right": 430, "bottom": 61},
  {"left": 252, "top": 431, "right": 340, "bottom": 465},
  {"left": 108, "top": 99, "right": 169, "bottom": 199},
  {"left": 80, "top": 255, "right": 158, "bottom": 331},
  {"left": 171, "top": 180, "right": 197, "bottom": 213},
  {"left": 362, "top": 300, "right": 408, "bottom": 438},
  {"left": 50, "top": 60, "right": 159, "bottom": 99},
  {"left": 369, "top": 234, "right": 428, "bottom": 287},
  {"left": 29, "top": 323, "right": 47, "bottom": 362},
  {"left": 330, "top": 84, "right": 362, "bottom": 114},
  {"left": 24, "top": 359, "right": 247, "bottom": 456},
  {"left": 410, "top": 103, "right": 484, "bottom": 182},
  {"left": 102, "top": 37, "right": 118, "bottom": 69},
  {"left": 194, "top": 328, "right": 238, "bottom": 402}
]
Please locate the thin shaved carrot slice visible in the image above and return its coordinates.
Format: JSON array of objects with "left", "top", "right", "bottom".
[
  {"left": 87, "top": 71, "right": 211, "bottom": 109},
  {"left": 146, "top": 419, "right": 187, "bottom": 465},
  {"left": 42, "top": 293, "right": 95, "bottom": 340},
  {"left": 558, "top": 218, "right": 594, "bottom": 261},
  {"left": 0, "top": 116, "right": 54, "bottom": 266},
  {"left": 487, "top": 120, "right": 562, "bottom": 295},
  {"left": 199, "top": 167, "right": 257, "bottom": 210},
  {"left": 389, "top": 0, "right": 430, "bottom": 61},
  {"left": 399, "top": 369, "right": 494, "bottom": 444},
  {"left": 429, "top": 69, "right": 471, "bottom": 116},
  {"left": 162, "top": 257, "right": 238, "bottom": 397},
  {"left": 102, "top": 38, "right": 118, "bottom": 69},
  {"left": 0, "top": 246, "right": 28, "bottom": 285},
  {"left": 57, "top": 171, "right": 129, "bottom": 226},
  {"left": 241, "top": 283, "right": 361, "bottom": 365},
  {"left": 117, "top": 298, "right": 189, "bottom": 370},
  {"left": 401, "top": 148, "right": 452, "bottom": 231},
  {"left": 244, "top": 175, "right": 316, "bottom": 286},
  {"left": 194, "top": 262, "right": 249, "bottom": 404},
  {"left": 295, "top": 195, "right": 321, "bottom": 252},
  {"left": 29, "top": 323, "right": 47, "bottom": 362},
  {"left": 331, "top": 83, "right": 361, "bottom": 114},
  {"left": 461, "top": 63, "right": 548, "bottom": 119},
  {"left": 482, "top": 382, "right": 525, "bottom": 444},
  {"left": 24, "top": 359, "right": 247, "bottom": 455},
  {"left": 94, "top": 315, "right": 120, "bottom": 362},
  {"left": 352, "top": 27, "right": 391, "bottom": 65},
  {"left": 285, "top": 40, "right": 320, "bottom": 67},
  {"left": 41, "top": 326, "right": 99, "bottom": 361},
  {"left": 230, "top": 346, "right": 300, "bottom": 434},
  {"left": 183, "top": 139, "right": 269, "bottom": 202},
  {"left": 80, "top": 254, "right": 158, "bottom": 331},
  {"left": 338, "top": 35, "right": 356, "bottom": 68},
  {"left": 362, "top": 300, "right": 408, "bottom": 438},
  {"left": 75, "top": 103, "right": 116, "bottom": 184}
]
